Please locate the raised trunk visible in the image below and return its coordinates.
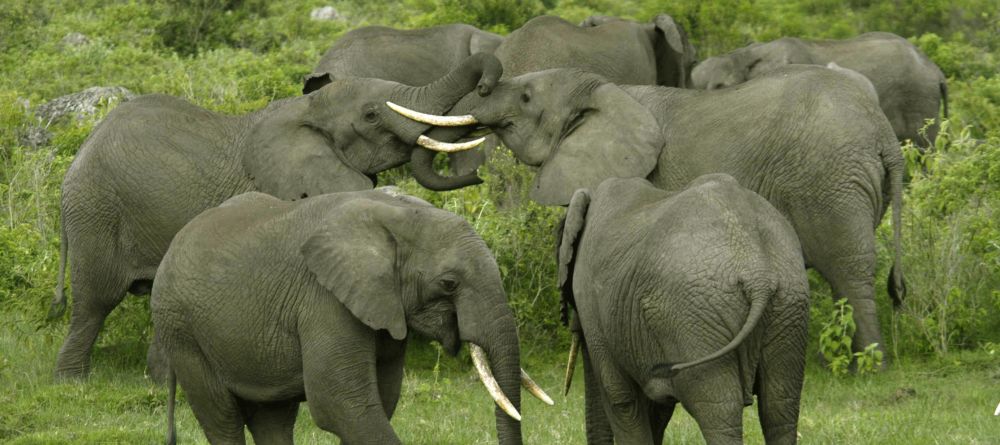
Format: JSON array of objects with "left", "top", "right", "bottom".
[{"left": 388, "top": 53, "right": 502, "bottom": 144}]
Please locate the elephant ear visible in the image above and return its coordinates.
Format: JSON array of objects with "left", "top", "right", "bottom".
[
  {"left": 652, "top": 14, "right": 695, "bottom": 87},
  {"left": 243, "top": 100, "right": 372, "bottom": 200},
  {"left": 303, "top": 72, "right": 334, "bottom": 94},
  {"left": 531, "top": 83, "right": 663, "bottom": 205},
  {"left": 301, "top": 199, "right": 407, "bottom": 340},
  {"left": 557, "top": 189, "right": 591, "bottom": 321}
]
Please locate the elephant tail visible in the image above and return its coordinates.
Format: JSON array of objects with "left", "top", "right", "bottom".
[
  {"left": 885, "top": 143, "right": 906, "bottom": 308},
  {"left": 166, "top": 368, "right": 177, "bottom": 445},
  {"left": 940, "top": 81, "right": 949, "bottom": 119},
  {"left": 47, "top": 220, "right": 69, "bottom": 320},
  {"left": 655, "top": 279, "right": 772, "bottom": 377}
]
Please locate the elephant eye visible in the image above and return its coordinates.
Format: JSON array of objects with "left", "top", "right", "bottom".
[
  {"left": 439, "top": 277, "right": 459, "bottom": 293},
  {"left": 520, "top": 92, "right": 530, "bottom": 103},
  {"left": 363, "top": 109, "right": 378, "bottom": 123}
]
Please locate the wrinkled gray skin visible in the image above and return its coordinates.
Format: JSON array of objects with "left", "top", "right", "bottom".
[
  {"left": 559, "top": 176, "right": 809, "bottom": 444},
  {"left": 49, "top": 53, "right": 503, "bottom": 379},
  {"left": 691, "top": 33, "right": 948, "bottom": 147},
  {"left": 414, "top": 13, "right": 698, "bottom": 189},
  {"left": 826, "top": 62, "right": 879, "bottom": 105},
  {"left": 152, "top": 190, "right": 523, "bottom": 445},
  {"left": 305, "top": 23, "right": 503, "bottom": 180},
  {"left": 419, "top": 65, "right": 905, "bottom": 360}
]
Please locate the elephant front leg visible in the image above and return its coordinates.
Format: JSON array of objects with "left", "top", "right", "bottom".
[
  {"left": 302, "top": 335, "right": 401, "bottom": 445},
  {"left": 375, "top": 335, "right": 407, "bottom": 419}
]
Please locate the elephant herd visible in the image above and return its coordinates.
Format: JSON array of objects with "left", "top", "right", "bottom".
[{"left": 48, "top": 12, "right": 947, "bottom": 445}]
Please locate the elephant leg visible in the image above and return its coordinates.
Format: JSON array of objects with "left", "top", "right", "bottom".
[
  {"left": 301, "top": 333, "right": 400, "bottom": 445},
  {"left": 145, "top": 335, "right": 170, "bottom": 384},
  {"left": 54, "top": 260, "right": 128, "bottom": 379},
  {"left": 171, "top": 339, "right": 246, "bottom": 444},
  {"left": 375, "top": 337, "right": 407, "bottom": 419},
  {"left": 757, "top": 295, "right": 808, "bottom": 444},
  {"left": 809, "top": 225, "right": 884, "bottom": 360},
  {"left": 678, "top": 365, "right": 745, "bottom": 445},
  {"left": 244, "top": 400, "right": 299, "bottom": 445},
  {"left": 586, "top": 337, "right": 653, "bottom": 443},
  {"left": 581, "top": 338, "right": 614, "bottom": 445},
  {"left": 649, "top": 402, "right": 675, "bottom": 444}
]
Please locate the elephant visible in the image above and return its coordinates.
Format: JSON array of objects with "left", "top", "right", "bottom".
[
  {"left": 152, "top": 189, "right": 552, "bottom": 445},
  {"left": 825, "top": 62, "right": 879, "bottom": 105},
  {"left": 48, "top": 52, "right": 502, "bottom": 379},
  {"left": 304, "top": 23, "right": 504, "bottom": 178},
  {"left": 691, "top": 33, "right": 948, "bottom": 148},
  {"left": 395, "top": 64, "right": 905, "bottom": 361},
  {"left": 305, "top": 24, "right": 503, "bottom": 91},
  {"left": 557, "top": 175, "right": 810, "bottom": 444},
  {"left": 409, "top": 13, "right": 698, "bottom": 188},
  {"left": 497, "top": 14, "right": 696, "bottom": 86}
]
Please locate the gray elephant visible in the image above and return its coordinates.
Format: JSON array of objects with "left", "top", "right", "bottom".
[
  {"left": 558, "top": 175, "right": 809, "bottom": 444},
  {"left": 395, "top": 64, "right": 905, "bottom": 360},
  {"left": 410, "top": 13, "right": 698, "bottom": 189},
  {"left": 305, "top": 24, "right": 503, "bottom": 91},
  {"left": 498, "top": 14, "right": 696, "bottom": 86},
  {"left": 304, "top": 23, "right": 504, "bottom": 179},
  {"left": 49, "top": 53, "right": 502, "bottom": 379},
  {"left": 153, "top": 190, "right": 552, "bottom": 445},
  {"left": 691, "top": 33, "right": 948, "bottom": 147}
]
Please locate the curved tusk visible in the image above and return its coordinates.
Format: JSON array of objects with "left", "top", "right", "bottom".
[
  {"left": 469, "top": 343, "right": 521, "bottom": 421},
  {"left": 386, "top": 101, "right": 479, "bottom": 126},
  {"left": 416, "top": 135, "right": 485, "bottom": 153},
  {"left": 563, "top": 332, "right": 580, "bottom": 396},
  {"left": 521, "top": 369, "right": 554, "bottom": 406}
]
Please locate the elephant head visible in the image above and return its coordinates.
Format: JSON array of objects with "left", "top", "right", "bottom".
[
  {"left": 398, "top": 69, "right": 665, "bottom": 204},
  {"left": 242, "top": 53, "right": 502, "bottom": 200},
  {"left": 301, "top": 195, "right": 551, "bottom": 442},
  {"left": 692, "top": 40, "right": 808, "bottom": 90}
]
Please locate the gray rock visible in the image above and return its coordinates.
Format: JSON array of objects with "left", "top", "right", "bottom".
[
  {"left": 60, "top": 32, "right": 90, "bottom": 48},
  {"left": 310, "top": 6, "right": 342, "bottom": 21},
  {"left": 18, "top": 126, "right": 53, "bottom": 149},
  {"left": 35, "top": 86, "right": 135, "bottom": 124}
]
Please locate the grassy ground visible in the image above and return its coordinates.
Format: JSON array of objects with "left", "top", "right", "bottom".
[{"left": 2, "top": 305, "right": 998, "bottom": 444}]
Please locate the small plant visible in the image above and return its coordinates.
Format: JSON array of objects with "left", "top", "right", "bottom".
[
  {"left": 819, "top": 299, "right": 883, "bottom": 375},
  {"left": 819, "top": 299, "right": 856, "bottom": 375}
]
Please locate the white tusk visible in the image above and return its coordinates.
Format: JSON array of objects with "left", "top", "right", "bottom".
[
  {"left": 563, "top": 332, "right": 580, "bottom": 396},
  {"left": 521, "top": 369, "right": 554, "bottom": 406},
  {"left": 416, "top": 135, "right": 485, "bottom": 153},
  {"left": 469, "top": 343, "right": 521, "bottom": 421},
  {"left": 386, "top": 101, "right": 479, "bottom": 126},
  {"left": 995, "top": 401, "right": 1000, "bottom": 416}
]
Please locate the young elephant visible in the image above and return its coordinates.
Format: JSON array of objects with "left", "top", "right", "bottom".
[
  {"left": 559, "top": 176, "right": 810, "bottom": 444},
  {"left": 152, "top": 190, "right": 551, "bottom": 445}
]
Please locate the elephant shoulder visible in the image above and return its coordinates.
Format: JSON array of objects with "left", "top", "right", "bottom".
[{"left": 219, "top": 191, "right": 282, "bottom": 208}]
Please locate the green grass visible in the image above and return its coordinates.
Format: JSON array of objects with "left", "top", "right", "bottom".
[{"left": 2, "top": 307, "right": 998, "bottom": 444}]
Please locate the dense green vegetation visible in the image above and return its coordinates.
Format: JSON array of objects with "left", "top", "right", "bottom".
[{"left": 1, "top": 0, "right": 998, "bottom": 442}]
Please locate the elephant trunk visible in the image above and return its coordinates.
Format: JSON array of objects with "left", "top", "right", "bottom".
[
  {"left": 389, "top": 53, "right": 502, "bottom": 145},
  {"left": 400, "top": 91, "right": 498, "bottom": 190},
  {"left": 459, "top": 300, "right": 524, "bottom": 445}
]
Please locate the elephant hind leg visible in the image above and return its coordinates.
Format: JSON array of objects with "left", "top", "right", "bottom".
[
  {"left": 244, "top": 400, "right": 299, "bottom": 445},
  {"left": 756, "top": 296, "right": 808, "bottom": 444},
  {"left": 172, "top": 341, "right": 247, "bottom": 444},
  {"left": 679, "top": 366, "right": 745, "bottom": 445},
  {"left": 54, "top": 264, "right": 129, "bottom": 379}
]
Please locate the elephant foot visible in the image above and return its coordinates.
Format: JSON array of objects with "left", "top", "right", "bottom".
[{"left": 53, "top": 363, "right": 90, "bottom": 381}]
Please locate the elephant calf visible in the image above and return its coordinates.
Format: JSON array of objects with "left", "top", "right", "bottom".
[
  {"left": 151, "top": 190, "right": 551, "bottom": 445},
  {"left": 559, "top": 176, "right": 810, "bottom": 444}
]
